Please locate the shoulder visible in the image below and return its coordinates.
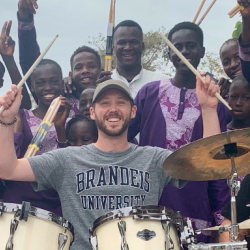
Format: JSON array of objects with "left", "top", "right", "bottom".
[
  {"left": 135, "top": 145, "right": 171, "bottom": 157},
  {"left": 141, "top": 69, "right": 167, "bottom": 80}
]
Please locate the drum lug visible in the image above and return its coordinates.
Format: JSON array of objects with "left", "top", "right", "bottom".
[
  {"left": 117, "top": 217, "right": 129, "bottom": 250},
  {"left": 58, "top": 233, "right": 68, "bottom": 250},
  {"left": 162, "top": 220, "right": 174, "bottom": 250},
  {"left": 89, "top": 235, "right": 98, "bottom": 250},
  {"left": 5, "top": 218, "right": 19, "bottom": 250}
]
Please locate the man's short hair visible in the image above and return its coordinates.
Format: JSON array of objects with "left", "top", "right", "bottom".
[
  {"left": 168, "top": 21, "right": 204, "bottom": 47},
  {"left": 114, "top": 20, "right": 143, "bottom": 40},
  {"left": 70, "top": 46, "right": 101, "bottom": 69}
]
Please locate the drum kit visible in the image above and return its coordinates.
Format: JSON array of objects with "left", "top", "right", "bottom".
[{"left": 1, "top": 128, "right": 250, "bottom": 250}]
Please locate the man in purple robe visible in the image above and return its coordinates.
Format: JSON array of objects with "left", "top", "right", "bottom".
[{"left": 128, "top": 21, "right": 231, "bottom": 243}]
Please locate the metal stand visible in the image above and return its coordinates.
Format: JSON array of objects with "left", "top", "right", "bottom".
[{"left": 224, "top": 134, "right": 241, "bottom": 242}]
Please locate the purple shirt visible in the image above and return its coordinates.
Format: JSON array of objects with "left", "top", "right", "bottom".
[
  {"left": 239, "top": 35, "right": 250, "bottom": 83},
  {"left": 128, "top": 79, "right": 231, "bottom": 243}
]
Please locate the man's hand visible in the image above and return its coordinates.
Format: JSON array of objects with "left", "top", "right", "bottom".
[
  {"left": 18, "top": 0, "right": 38, "bottom": 19},
  {"left": 96, "top": 71, "right": 112, "bottom": 85},
  {"left": 196, "top": 73, "right": 220, "bottom": 110},
  {"left": 0, "top": 85, "right": 22, "bottom": 123},
  {"left": 218, "top": 78, "right": 231, "bottom": 100},
  {"left": 0, "top": 21, "right": 15, "bottom": 57},
  {"left": 238, "top": 0, "right": 250, "bottom": 43}
]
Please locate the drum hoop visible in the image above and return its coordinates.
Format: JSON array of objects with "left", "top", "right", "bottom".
[
  {"left": 0, "top": 203, "right": 74, "bottom": 235},
  {"left": 90, "top": 205, "right": 177, "bottom": 234}
]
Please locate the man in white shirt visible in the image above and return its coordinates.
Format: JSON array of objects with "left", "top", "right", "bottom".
[{"left": 111, "top": 20, "right": 166, "bottom": 98}]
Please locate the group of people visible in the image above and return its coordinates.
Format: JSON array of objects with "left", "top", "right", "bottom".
[{"left": 0, "top": 0, "right": 250, "bottom": 250}]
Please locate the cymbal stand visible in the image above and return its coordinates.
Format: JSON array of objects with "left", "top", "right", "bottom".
[{"left": 224, "top": 135, "right": 240, "bottom": 242}]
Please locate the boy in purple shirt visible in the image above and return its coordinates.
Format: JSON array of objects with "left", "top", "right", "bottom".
[{"left": 128, "top": 21, "right": 231, "bottom": 242}]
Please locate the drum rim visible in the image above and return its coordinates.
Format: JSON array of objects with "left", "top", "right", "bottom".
[
  {"left": 0, "top": 202, "right": 74, "bottom": 235},
  {"left": 90, "top": 205, "right": 176, "bottom": 234}
]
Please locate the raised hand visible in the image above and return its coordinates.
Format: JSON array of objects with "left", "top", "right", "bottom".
[
  {"left": 0, "top": 85, "right": 22, "bottom": 123},
  {"left": 0, "top": 21, "right": 15, "bottom": 57},
  {"left": 18, "top": 0, "right": 38, "bottom": 17},
  {"left": 196, "top": 73, "right": 220, "bottom": 110}
]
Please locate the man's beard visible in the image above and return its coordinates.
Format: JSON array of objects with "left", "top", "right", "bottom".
[{"left": 95, "top": 114, "right": 131, "bottom": 137}]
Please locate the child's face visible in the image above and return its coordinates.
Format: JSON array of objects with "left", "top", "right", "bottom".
[
  {"left": 79, "top": 88, "right": 95, "bottom": 117},
  {"left": 31, "top": 64, "right": 63, "bottom": 107},
  {"left": 67, "top": 120, "right": 96, "bottom": 146},
  {"left": 220, "top": 42, "right": 241, "bottom": 80},
  {"left": 228, "top": 80, "right": 250, "bottom": 120},
  {"left": 70, "top": 52, "right": 101, "bottom": 92}
]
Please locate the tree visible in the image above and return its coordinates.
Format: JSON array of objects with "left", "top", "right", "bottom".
[{"left": 232, "top": 21, "right": 242, "bottom": 38}]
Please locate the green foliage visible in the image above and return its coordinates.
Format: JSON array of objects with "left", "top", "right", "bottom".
[{"left": 232, "top": 21, "right": 242, "bottom": 38}]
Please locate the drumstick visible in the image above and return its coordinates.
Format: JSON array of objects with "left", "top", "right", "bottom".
[
  {"left": 24, "top": 97, "right": 62, "bottom": 157},
  {"left": 104, "top": 0, "right": 116, "bottom": 71},
  {"left": 159, "top": 33, "right": 232, "bottom": 111},
  {"left": 197, "top": 0, "right": 217, "bottom": 25},
  {"left": 228, "top": 4, "right": 244, "bottom": 18},
  {"left": 193, "top": 0, "right": 206, "bottom": 23},
  {"left": 0, "top": 34, "right": 59, "bottom": 115}
]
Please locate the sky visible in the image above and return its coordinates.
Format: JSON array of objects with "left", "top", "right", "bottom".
[{"left": 0, "top": 0, "right": 240, "bottom": 94}]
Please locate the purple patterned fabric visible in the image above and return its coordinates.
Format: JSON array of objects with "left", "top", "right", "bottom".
[
  {"left": 159, "top": 79, "right": 201, "bottom": 151},
  {"left": 128, "top": 79, "right": 231, "bottom": 243}
]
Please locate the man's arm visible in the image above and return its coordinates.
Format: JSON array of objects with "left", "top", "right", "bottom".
[
  {"left": 196, "top": 74, "right": 221, "bottom": 137},
  {"left": 238, "top": 0, "right": 250, "bottom": 83},
  {"left": 17, "top": 0, "right": 41, "bottom": 103},
  {"left": 0, "top": 85, "right": 35, "bottom": 181}
]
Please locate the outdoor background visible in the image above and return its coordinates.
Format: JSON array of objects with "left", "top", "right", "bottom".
[{"left": 0, "top": 0, "right": 241, "bottom": 94}]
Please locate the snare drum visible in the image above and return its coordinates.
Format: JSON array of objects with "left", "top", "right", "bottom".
[
  {"left": 0, "top": 202, "right": 74, "bottom": 250},
  {"left": 89, "top": 205, "right": 183, "bottom": 250}
]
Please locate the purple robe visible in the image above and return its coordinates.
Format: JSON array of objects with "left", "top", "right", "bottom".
[{"left": 128, "top": 79, "right": 231, "bottom": 243}]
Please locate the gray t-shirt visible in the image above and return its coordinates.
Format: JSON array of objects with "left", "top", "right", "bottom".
[{"left": 28, "top": 143, "right": 184, "bottom": 250}]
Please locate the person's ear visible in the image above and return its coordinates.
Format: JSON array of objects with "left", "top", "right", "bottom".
[
  {"left": 131, "top": 105, "right": 137, "bottom": 119},
  {"left": 90, "top": 106, "right": 95, "bottom": 120},
  {"left": 201, "top": 46, "right": 205, "bottom": 58}
]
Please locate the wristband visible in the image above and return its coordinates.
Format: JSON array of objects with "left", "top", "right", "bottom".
[{"left": 0, "top": 117, "right": 17, "bottom": 126}]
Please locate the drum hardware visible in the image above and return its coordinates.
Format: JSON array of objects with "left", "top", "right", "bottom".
[
  {"left": 162, "top": 220, "right": 174, "bottom": 250},
  {"left": 180, "top": 218, "right": 196, "bottom": 245},
  {"left": 5, "top": 217, "right": 19, "bottom": 250},
  {"left": 5, "top": 202, "right": 31, "bottom": 250},
  {"left": 117, "top": 212, "right": 129, "bottom": 250},
  {"left": 58, "top": 233, "right": 68, "bottom": 250},
  {"left": 187, "top": 241, "right": 247, "bottom": 250},
  {"left": 89, "top": 235, "right": 98, "bottom": 250}
]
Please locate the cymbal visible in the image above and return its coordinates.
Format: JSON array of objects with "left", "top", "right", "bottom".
[
  {"left": 203, "top": 219, "right": 250, "bottom": 231},
  {"left": 163, "top": 128, "right": 250, "bottom": 181}
]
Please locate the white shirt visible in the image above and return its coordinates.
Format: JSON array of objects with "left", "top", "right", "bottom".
[{"left": 112, "top": 68, "right": 167, "bottom": 98}]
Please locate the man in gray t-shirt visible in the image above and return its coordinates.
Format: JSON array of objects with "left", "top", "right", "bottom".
[{"left": 0, "top": 79, "right": 185, "bottom": 250}]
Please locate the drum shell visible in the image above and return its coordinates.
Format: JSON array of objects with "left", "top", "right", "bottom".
[
  {"left": 0, "top": 204, "right": 73, "bottom": 250},
  {"left": 93, "top": 215, "right": 181, "bottom": 250}
]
